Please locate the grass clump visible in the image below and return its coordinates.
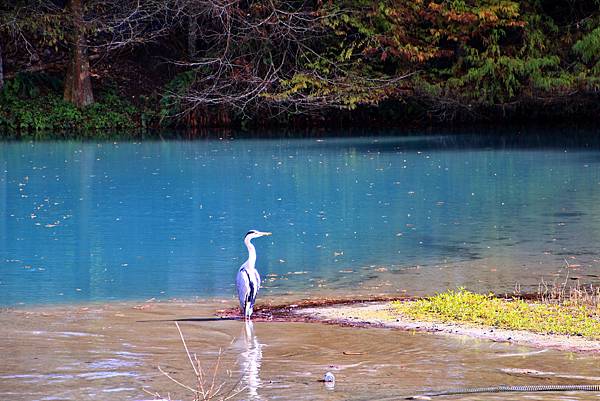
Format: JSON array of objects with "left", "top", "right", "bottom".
[
  {"left": 392, "top": 289, "right": 600, "bottom": 340},
  {"left": 538, "top": 276, "right": 600, "bottom": 308}
]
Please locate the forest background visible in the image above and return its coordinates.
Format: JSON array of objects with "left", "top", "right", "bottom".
[{"left": 1, "top": 0, "right": 599, "bottom": 137}]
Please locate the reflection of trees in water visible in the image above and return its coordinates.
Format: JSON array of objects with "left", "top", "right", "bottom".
[{"left": 236, "top": 321, "right": 263, "bottom": 400}]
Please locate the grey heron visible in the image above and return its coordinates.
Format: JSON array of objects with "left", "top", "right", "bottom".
[{"left": 237, "top": 230, "right": 271, "bottom": 319}]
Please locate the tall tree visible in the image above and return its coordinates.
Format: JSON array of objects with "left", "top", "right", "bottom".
[
  {"left": 0, "top": 40, "right": 4, "bottom": 90},
  {"left": 63, "top": 0, "right": 93, "bottom": 107},
  {"left": 162, "top": 0, "right": 410, "bottom": 119},
  {"left": 188, "top": 15, "right": 198, "bottom": 60}
]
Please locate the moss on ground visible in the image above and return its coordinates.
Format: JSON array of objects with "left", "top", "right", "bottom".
[{"left": 391, "top": 289, "right": 600, "bottom": 340}]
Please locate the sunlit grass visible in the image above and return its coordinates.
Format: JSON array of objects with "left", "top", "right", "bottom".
[{"left": 392, "top": 289, "right": 600, "bottom": 340}]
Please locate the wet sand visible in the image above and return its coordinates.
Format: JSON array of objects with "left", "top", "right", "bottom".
[{"left": 2, "top": 299, "right": 600, "bottom": 401}]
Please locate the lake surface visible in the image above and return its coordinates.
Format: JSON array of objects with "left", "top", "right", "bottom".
[{"left": 2, "top": 131, "right": 600, "bottom": 305}]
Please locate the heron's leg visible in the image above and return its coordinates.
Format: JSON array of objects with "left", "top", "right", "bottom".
[{"left": 244, "top": 298, "right": 252, "bottom": 319}]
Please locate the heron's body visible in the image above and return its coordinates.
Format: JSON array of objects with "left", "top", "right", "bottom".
[
  {"left": 236, "top": 230, "right": 270, "bottom": 319},
  {"left": 236, "top": 262, "right": 261, "bottom": 318}
]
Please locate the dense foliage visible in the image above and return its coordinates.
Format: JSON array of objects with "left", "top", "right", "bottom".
[
  {"left": 0, "top": 0, "right": 598, "bottom": 134},
  {"left": 0, "top": 73, "right": 142, "bottom": 136}
]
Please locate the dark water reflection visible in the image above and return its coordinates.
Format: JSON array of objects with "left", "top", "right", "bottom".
[{"left": 1, "top": 131, "right": 600, "bottom": 305}]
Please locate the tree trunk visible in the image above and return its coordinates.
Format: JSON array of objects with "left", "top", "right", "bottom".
[
  {"left": 63, "top": 0, "right": 93, "bottom": 107},
  {"left": 188, "top": 15, "right": 198, "bottom": 60},
  {"left": 0, "top": 40, "right": 4, "bottom": 91}
]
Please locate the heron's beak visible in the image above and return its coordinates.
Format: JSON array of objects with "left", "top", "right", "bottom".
[{"left": 262, "top": 232, "right": 272, "bottom": 236}]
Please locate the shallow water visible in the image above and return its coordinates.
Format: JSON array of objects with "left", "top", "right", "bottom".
[
  {"left": 1, "top": 301, "right": 599, "bottom": 401},
  {"left": 2, "top": 131, "right": 600, "bottom": 306}
]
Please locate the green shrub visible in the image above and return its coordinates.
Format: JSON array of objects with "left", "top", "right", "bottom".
[
  {"left": 0, "top": 75, "right": 143, "bottom": 137},
  {"left": 159, "top": 71, "right": 196, "bottom": 122}
]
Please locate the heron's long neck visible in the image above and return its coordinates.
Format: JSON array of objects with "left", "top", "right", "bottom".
[{"left": 244, "top": 238, "right": 257, "bottom": 269}]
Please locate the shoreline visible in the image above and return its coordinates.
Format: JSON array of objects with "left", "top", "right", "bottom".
[
  {"left": 4, "top": 294, "right": 600, "bottom": 354},
  {"left": 292, "top": 301, "right": 600, "bottom": 354},
  {"left": 2, "top": 122, "right": 600, "bottom": 140}
]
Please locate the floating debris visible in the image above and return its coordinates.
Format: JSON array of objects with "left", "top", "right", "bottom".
[{"left": 322, "top": 371, "right": 335, "bottom": 382}]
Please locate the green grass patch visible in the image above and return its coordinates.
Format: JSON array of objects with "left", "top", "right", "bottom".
[{"left": 392, "top": 289, "right": 600, "bottom": 340}]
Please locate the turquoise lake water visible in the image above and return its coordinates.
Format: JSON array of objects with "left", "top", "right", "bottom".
[{"left": 1, "top": 132, "right": 600, "bottom": 305}]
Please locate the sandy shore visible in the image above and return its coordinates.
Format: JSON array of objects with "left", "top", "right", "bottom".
[{"left": 295, "top": 301, "right": 600, "bottom": 353}]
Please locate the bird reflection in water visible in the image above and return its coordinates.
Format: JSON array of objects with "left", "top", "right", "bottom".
[{"left": 236, "top": 320, "right": 263, "bottom": 399}]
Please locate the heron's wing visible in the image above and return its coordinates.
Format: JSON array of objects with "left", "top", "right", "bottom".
[
  {"left": 252, "top": 269, "right": 261, "bottom": 291},
  {"left": 249, "top": 269, "right": 261, "bottom": 307},
  {"left": 236, "top": 269, "right": 250, "bottom": 311}
]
